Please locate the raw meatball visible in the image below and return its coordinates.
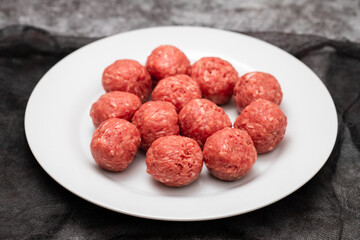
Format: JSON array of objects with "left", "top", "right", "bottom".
[
  {"left": 179, "top": 99, "right": 232, "bottom": 146},
  {"left": 234, "top": 72, "right": 283, "bottom": 110},
  {"left": 203, "top": 127, "right": 257, "bottom": 181},
  {"left": 191, "top": 57, "right": 238, "bottom": 105},
  {"left": 102, "top": 59, "right": 152, "bottom": 102},
  {"left": 132, "top": 101, "right": 179, "bottom": 151},
  {"left": 90, "top": 91, "right": 141, "bottom": 128},
  {"left": 146, "top": 45, "right": 191, "bottom": 84},
  {"left": 151, "top": 74, "right": 202, "bottom": 112},
  {"left": 90, "top": 118, "right": 141, "bottom": 172},
  {"left": 234, "top": 99, "right": 287, "bottom": 153},
  {"left": 146, "top": 135, "right": 203, "bottom": 187}
]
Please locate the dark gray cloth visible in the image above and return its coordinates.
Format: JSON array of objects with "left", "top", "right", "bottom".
[{"left": 0, "top": 25, "right": 359, "bottom": 239}]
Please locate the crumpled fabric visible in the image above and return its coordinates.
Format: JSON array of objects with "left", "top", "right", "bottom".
[{"left": 0, "top": 25, "right": 359, "bottom": 239}]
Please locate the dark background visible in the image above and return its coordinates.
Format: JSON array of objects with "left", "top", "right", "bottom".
[{"left": 0, "top": 1, "right": 360, "bottom": 239}]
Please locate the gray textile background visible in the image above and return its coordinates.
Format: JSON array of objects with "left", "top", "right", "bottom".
[
  {"left": 0, "top": 0, "right": 360, "bottom": 42},
  {"left": 0, "top": 24, "right": 359, "bottom": 239}
]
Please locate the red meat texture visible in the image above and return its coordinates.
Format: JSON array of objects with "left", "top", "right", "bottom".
[
  {"left": 90, "top": 45, "right": 289, "bottom": 187},
  {"left": 203, "top": 127, "right": 257, "bottom": 181},
  {"left": 146, "top": 135, "right": 204, "bottom": 187},
  {"left": 90, "top": 91, "right": 141, "bottom": 128},
  {"left": 151, "top": 74, "right": 202, "bottom": 112},
  {"left": 234, "top": 99, "right": 287, "bottom": 153},
  {"left": 146, "top": 45, "right": 191, "bottom": 84},
  {"left": 132, "top": 101, "right": 180, "bottom": 151},
  {"left": 179, "top": 99, "right": 232, "bottom": 146},
  {"left": 234, "top": 72, "right": 283, "bottom": 110},
  {"left": 191, "top": 57, "right": 238, "bottom": 105},
  {"left": 90, "top": 118, "right": 141, "bottom": 172},
  {"left": 102, "top": 59, "right": 152, "bottom": 103}
]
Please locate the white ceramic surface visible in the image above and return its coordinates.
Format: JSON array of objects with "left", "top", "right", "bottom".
[{"left": 25, "top": 26, "right": 338, "bottom": 221}]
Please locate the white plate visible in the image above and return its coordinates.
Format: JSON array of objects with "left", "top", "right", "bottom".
[{"left": 25, "top": 26, "right": 338, "bottom": 221}]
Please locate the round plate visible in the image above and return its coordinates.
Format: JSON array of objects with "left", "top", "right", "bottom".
[{"left": 25, "top": 26, "right": 337, "bottom": 221}]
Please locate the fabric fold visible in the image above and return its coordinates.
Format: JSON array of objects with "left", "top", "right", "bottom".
[{"left": 0, "top": 25, "right": 359, "bottom": 239}]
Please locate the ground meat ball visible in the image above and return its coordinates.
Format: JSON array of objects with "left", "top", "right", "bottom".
[
  {"left": 203, "top": 127, "right": 257, "bottom": 181},
  {"left": 234, "top": 72, "right": 283, "bottom": 110},
  {"left": 151, "top": 74, "right": 202, "bottom": 112},
  {"left": 102, "top": 59, "right": 152, "bottom": 102},
  {"left": 90, "top": 91, "right": 141, "bottom": 128},
  {"left": 179, "top": 99, "right": 232, "bottom": 146},
  {"left": 146, "top": 45, "right": 191, "bottom": 85},
  {"left": 191, "top": 57, "right": 238, "bottom": 105},
  {"left": 90, "top": 118, "right": 141, "bottom": 172},
  {"left": 146, "top": 135, "right": 203, "bottom": 187},
  {"left": 132, "top": 101, "right": 179, "bottom": 151},
  {"left": 234, "top": 99, "right": 287, "bottom": 153}
]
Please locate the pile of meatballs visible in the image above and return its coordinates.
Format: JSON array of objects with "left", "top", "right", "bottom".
[{"left": 90, "top": 45, "right": 287, "bottom": 187}]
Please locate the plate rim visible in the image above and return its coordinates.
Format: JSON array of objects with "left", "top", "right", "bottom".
[{"left": 24, "top": 26, "right": 338, "bottom": 221}]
